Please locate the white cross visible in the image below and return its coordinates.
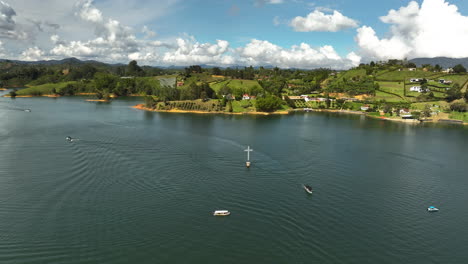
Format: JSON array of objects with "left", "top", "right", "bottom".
[{"left": 244, "top": 146, "right": 253, "bottom": 161}]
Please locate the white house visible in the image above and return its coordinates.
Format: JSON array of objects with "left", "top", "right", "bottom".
[
  {"left": 408, "top": 68, "right": 417, "bottom": 71},
  {"left": 409, "top": 86, "right": 429, "bottom": 93},
  {"left": 442, "top": 68, "right": 454, "bottom": 73},
  {"left": 410, "top": 86, "right": 422, "bottom": 92}
]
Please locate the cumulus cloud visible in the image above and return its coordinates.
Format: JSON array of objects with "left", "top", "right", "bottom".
[
  {"left": 356, "top": 0, "right": 468, "bottom": 60},
  {"left": 20, "top": 46, "right": 45, "bottom": 60},
  {"left": 162, "top": 38, "right": 234, "bottom": 66},
  {"left": 50, "top": 0, "right": 139, "bottom": 61},
  {"left": 237, "top": 39, "right": 359, "bottom": 69},
  {"left": 290, "top": 10, "right": 358, "bottom": 32},
  {"left": 0, "top": 1, "right": 29, "bottom": 40}
]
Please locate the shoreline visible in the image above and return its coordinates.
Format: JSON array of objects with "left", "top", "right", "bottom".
[
  {"left": 133, "top": 104, "right": 467, "bottom": 124},
  {"left": 132, "top": 104, "right": 290, "bottom": 115},
  {"left": 86, "top": 99, "right": 111, "bottom": 102}
]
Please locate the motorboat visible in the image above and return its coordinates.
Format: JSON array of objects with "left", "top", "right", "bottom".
[
  {"left": 427, "top": 206, "right": 439, "bottom": 212},
  {"left": 24, "top": 109, "right": 31, "bottom": 112},
  {"left": 213, "top": 210, "right": 230, "bottom": 216},
  {"left": 303, "top": 185, "right": 313, "bottom": 194},
  {"left": 66, "top": 136, "right": 73, "bottom": 142}
]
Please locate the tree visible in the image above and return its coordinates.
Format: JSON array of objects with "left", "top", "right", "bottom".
[
  {"left": 434, "top": 64, "right": 442, "bottom": 72},
  {"left": 255, "top": 95, "right": 283, "bottom": 112},
  {"left": 226, "top": 100, "right": 233, "bottom": 112},
  {"left": 452, "top": 64, "right": 467, "bottom": 73},
  {"left": 450, "top": 101, "right": 467, "bottom": 112},
  {"left": 9, "top": 90, "right": 16, "bottom": 97},
  {"left": 212, "top": 67, "right": 222, "bottom": 76},
  {"left": 422, "top": 104, "right": 432, "bottom": 118},
  {"left": 127, "top": 60, "right": 143, "bottom": 76},
  {"left": 284, "top": 95, "right": 296, "bottom": 108},
  {"left": 446, "top": 86, "right": 463, "bottom": 102}
]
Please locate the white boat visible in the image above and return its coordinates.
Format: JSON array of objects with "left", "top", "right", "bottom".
[
  {"left": 303, "top": 185, "right": 313, "bottom": 194},
  {"left": 66, "top": 136, "right": 73, "bottom": 142},
  {"left": 427, "top": 206, "right": 439, "bottom": 212},
  {"left": 213, "top": 210, "right": 230, "bottom": 216}
]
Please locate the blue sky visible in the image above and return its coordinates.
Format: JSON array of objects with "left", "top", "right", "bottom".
[{"left": 2, "top": 0, "right": 468, "bottom": 68}]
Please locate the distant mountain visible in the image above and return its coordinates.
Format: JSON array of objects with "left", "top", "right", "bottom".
[
  {"left": 0, "top": 57, "right": 125, "bottom": 67},
  {"left": 409, "top": 57, "right": 468, "bottom": 69}
]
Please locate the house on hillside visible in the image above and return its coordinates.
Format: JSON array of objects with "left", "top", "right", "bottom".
[
  {"left": 242, "top": 94, "right": 250, "bottom": 100},
  {"left": 408, "top": 68, "right": 417, "bottom": 71},
  {"left": 177, "top": 81, "right": 184, "bottom": 87},
  {"left": 361, "top": 105, "right": 370, "bottom": 111},
  {"left": 410, "top": 86, "right": 422, "bottom": 92},
  {"left": 439, "top": 79, "right": 452, "bottom": 84},
  {"left": 400, "top": 108, "right": 411, "bottom": 115},
  {"left": 442, "top": 68, "right": 454, "bottom": 73}
]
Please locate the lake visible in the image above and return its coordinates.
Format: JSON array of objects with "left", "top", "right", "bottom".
[{"left": 0, "top": 93, "right": 467, "bottom": 264}]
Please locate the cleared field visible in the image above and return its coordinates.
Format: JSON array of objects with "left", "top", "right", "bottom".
[
  {"left": 17, "top": 81, "right": 77, "bottom": 95},
  {"left": 375, "top": 90, "right": 404, "bottom": 102},
  {"left": 378, "top": 81, "right": 405, "bottom": 97},
  {"left": 210, "top": 79, "right": 261, "bottom": 92},
  {"left": 437, "top": 74, "right": 468, "bottom": 87},
  {"left": 337, "top": 69, "right": 366, "bottom": 80},
  {"left": 376, "top": 70, "right": 442, "bottom": 81}
]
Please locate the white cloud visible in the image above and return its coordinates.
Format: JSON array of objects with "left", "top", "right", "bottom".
[
  {"left": 255, "top": 0, "right": 284, "bottom": 7},
  {"left": 20, "top": 46, "right": 44, "bottom": 60},
  {"left": 76, "top": 0, "right": 103, "bottom": 23},
  {"left": 290, "top": 10, "right": 358, "bottom": 32},
  {"left": 237, "top": 39, "right": 359, "bottom": 69},
  {"left": 356, "top": 0, "right": 468, "bottom": 60},
  {"left": 162, "top": 38, "right": 234, "bottom": 66}
]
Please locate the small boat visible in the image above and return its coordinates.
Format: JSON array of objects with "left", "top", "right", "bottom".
[
  {"left": 427, "top": 206, "right": 439, "bottom": 212},
  {"left": 66, "top": 136, "right": 73, "bottom": 142},
  {"left": 303, "top": 185, "right": 313, "bottom": 194},
  {"left": 213, "top": 210, "right": 230, "bottom": 216},
  {"left": 304, "top": 108, "right": 312, "bottom": 112},
  {"left": 24, "top": 109, "right": 31, "bottom": 112}
]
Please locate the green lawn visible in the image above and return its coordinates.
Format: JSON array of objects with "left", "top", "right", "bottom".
[{"left": 17, "top": 81, "right": 78, "bottom": 96}]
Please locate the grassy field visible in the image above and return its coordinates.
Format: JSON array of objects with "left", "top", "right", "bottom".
[
  {"left": 436, "top": 74, "right": 468, "bottom": 87},
  {"left": 210, "top": 79, "right": 261, "bottom": 92},
  {"left": 376, "top": 70, "right": 442, "bottom": 81},
  {"left": 378, "top": 81, "right": 405, "bottom": 97},
  {"left": 17, "top": 81, "right": 78, "bottom": 96},
  {"left": 374, "top": 90, "right": 404, "bottom": 102},
  {"left": 411, "top": 101, "right": 450, "bottom": 110},
  {"left": 449, "top": 111, "right": 468, "bottom": 122},
  {"left": 336, "top": 69, "right": 366, "bottom": 80}
]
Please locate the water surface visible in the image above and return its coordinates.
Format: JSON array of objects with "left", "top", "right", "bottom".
[{"left": 0, "top": 93, "right": 467, "bottom": 263}]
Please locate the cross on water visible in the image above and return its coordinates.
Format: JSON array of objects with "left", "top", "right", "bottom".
[{"left": 244, "top": 146, "right": 253, "bottom": 161}]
